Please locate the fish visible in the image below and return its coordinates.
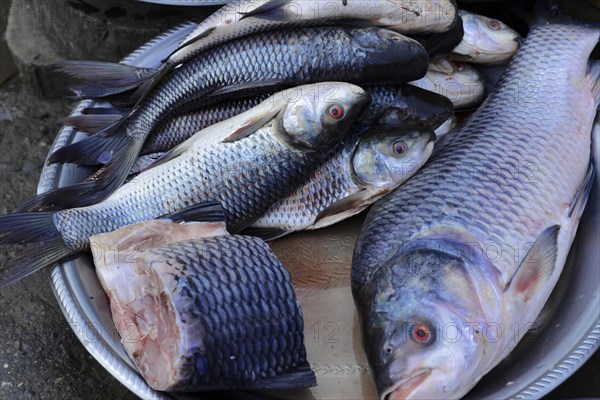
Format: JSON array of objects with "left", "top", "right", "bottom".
[
  {"left": 247, "top": 126, "right": 436, "bottom": 240},
  {"left": 410, "top": 58, "right": 486, "bottom": 109},
  {"left": 59, "top": 84, "right": 451, "bottom": 158},
  {"left": 91, "top": 219, "right": 315, "bottom": 391},
  {"left": 42, "top": 27, "right": 429, "bottom": 209},
  {"left": 433, "top": 114, "right": 458, "bottom": 139},
  {"left": 52, "top": 0, "right": 456, "bottom": 103},
  {"left": 0, "top": 82, "right": 369, "bottom": 287},
  {"left": 411, "top": 15, "right": 465, "bottom": 59},
  {"left": 449, "top": 10, "right": 522, "bottom": 65},
  {"left": 351, "top": 20, "right": 599, "bottom": 400}
]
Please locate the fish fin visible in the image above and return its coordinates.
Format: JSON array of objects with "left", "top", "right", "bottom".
[
  {"left": 47, "top": 121, "right": 126, "bottom": 165},
  {"left": 313, "top": 190, "right": 375, "bottom": 227},
  {"left": 51, "top": 61, "right": 157, "bottom": 99},
  {"left": 60, "top": 114, "right": 124, "bottom": 134},
  {"left": 240, "top": 227, "right": 291, "bottom": 242},
  {"left": 43, "top": 137, "right": 140, "bottom": 207},
  {"left": 506, "top": 225, "right": 560, "bottom": 299},
  {"left": 249, "top": 362, "right": 316, "bottom": 389},
  {"left": 160, "top": 201, "right": 227, "bottom": 223},
  {"left": 590, "top": 60, "right": 600, "bottom": 107},
  {"left": 141, "top": 142, "right": 188, "bottom": 169},
  {"left": 568, "top": 161, "right": 594, "bottom": 219},
  {"left": 0, "top": 212, "right": 74, "bottom": 287},
  {"left": 222, "top": 109, "right": 280, "bottom": 143},
  {"left": 209, "top": 79, "right": 283, "bottom": 98},
  {"left": 12, "top": 183, "right": 96, "bottom": 212},
  {"left": 82, "top": 106, "right": 130, "bottom": 116},
  {"left": 238, "top": 1, "right": 291, "bottom": 21},
  {"left": 161, "top": 27, "right": 217, "bottom": 64}
]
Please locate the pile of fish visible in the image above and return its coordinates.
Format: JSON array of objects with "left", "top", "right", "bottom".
[{"left": 0, "top": 0, "right": 598, "bottom": 398}]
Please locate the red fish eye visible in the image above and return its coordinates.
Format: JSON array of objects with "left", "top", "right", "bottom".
[
  {"left": 393, "top": 141, "right": 408, "bottom": 155},
  {"left": 328, "top": 105, "right": 345, "bottom": 120},
  {"left": 487, "top": 20, "right": 502, "bottom": 30},
  {"left": 412, "top": 324, "right": 432, "bottom": 344}
]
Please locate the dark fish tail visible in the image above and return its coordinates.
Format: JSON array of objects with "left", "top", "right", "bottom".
[
  {"left": 60, "top": 114, "right": 125, "bottom": 134},
  {"left": 0, "top": 212, "right": 73, "bottom": 287},
  {"left": 51, "top": 60, "right": 162, "bottom": 102}
]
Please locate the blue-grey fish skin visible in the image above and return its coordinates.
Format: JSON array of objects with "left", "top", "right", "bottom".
[
  {"left": 144, "top": 235, "right": 315, "bottom": 391},
  {"left": 54, "top": 128, "right": 327, "bottom": 251},
  {"left": 352, "top": 22, "right": 599, "bottom": 399},
  {"left": 141, "top": 95, "right": 270, "bottom": 154},
  {"left": 125, "top": 27, "right": 428, "bottom": 144},
  {"left": 140, "top": 85, "right": 451, "bottom": 156}
]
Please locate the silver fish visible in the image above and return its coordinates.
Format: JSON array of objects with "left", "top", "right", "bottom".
[
  {"left": 352, "top": 22, "right": 599, "bottom": 400},
  {"left": 52, "top": 0, "right": 456, "bottom": 102},
  {"left": 0, "top": 83, "right": 369, "bottom": 287},
  {"left": 92, "top": 220, "right": 315, "bottom": 391},
  {"left": 410, "top": 58, "right": 486, "bottom": 109},
  {"left": 450, "top": 10, "right": 522, "bottom": 65},
  {"left": 249, "top": 126, "right": 436, "bottom": 238},
  {"left": 45, "top": 27, "right": 429, "bottom": 209}
]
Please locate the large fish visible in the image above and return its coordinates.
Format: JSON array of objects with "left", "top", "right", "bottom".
[
  {"left": 249, "top": 126, "right": 436, "bottom": 239},
  {"left": 92, "top": 219, "right": 315, "bottom": 391},
  {"left": 410, "top": 58, "right": 486, "bottom": 109},
  {"left": 0, "top": 83, "right": 369, "bottom": 287},
  {"left": 59, "top": 84, "right": 452, "bottom": 157},
  {"left": 53, "top": 0, "right": 456, "bottom": 102},
  {"left": 449, "top": 10, "right": 522, "bottom": 65},
  {"left": 352, "top": 20, "right": 599, "bottom": 400},
  {"left": 43, "top": 27, "right": 429, "bottom": 209}
]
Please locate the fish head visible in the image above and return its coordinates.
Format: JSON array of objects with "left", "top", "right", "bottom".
[
  {"left": 358, "top": 247, "right": 495, "bottom": 400},
  {"left": 377, "top": 87, "right": 454, "bottom": 130},
  {"left": 455, "top": 10, "right": 521, "bottom": 64},
  {"left": 280, "top": 82, "right": 370, "bottom": 150},
  {"left": 351, "top": 127, "right": 435, "bottom": 190},
  {"left": 351, "top": 28, "right": 429, "bottom": 83}
]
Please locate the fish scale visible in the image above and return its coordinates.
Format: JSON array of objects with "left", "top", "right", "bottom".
[
  {"left": 140, "top": 235, "right": 312, "bottom": 390},
  {"left": 53, "top": 126, "right": 321, "bottom": 251},
  {"left": 353, "top": 23, "right": 599, "bottom": 289}
]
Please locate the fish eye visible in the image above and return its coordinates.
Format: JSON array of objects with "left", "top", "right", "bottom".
[
  {"left": 328, "top": 105, "right": 345, "bottom": 120},
  {"left": 411, "top": 324, "right": 433, "bottom": 345},
  {"left": 487, "top": 20, "right": 502, "bottom": 30},
  {"left": 393, "top": 140, "right": 408, "bottom": 155}
]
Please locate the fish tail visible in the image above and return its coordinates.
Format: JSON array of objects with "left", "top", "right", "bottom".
[
  {"left": 0, "top": 212, "right": 73, "bottom": 287},
  {"left": 60, "top": 114, "right": 125, "bottom": 135},
  {"left": 48, "top": 120, "right": 126, "bottom": 165},
  {"left": 50, "top": 60, "right": 161, "bottom": 101},
  {"left": 46, "top": 135, "right": 139, "bottom": 207}
]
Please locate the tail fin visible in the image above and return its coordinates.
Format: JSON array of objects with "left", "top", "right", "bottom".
[
  {"left": 60, "top": 114, "right": 125, "bottom": 135},
  {"left": 51, "top": 61, "right": 161, "bottom": 100},
  {"left": 48, "top": 120, "right": 128, "bottom": 165},
  {"left": 0, "top": 212, "right": 74, "bottom": 287}
]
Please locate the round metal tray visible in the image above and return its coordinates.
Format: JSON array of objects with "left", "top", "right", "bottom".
[{"left": 40, "top": 21, "right": 600, "bottom": 400}]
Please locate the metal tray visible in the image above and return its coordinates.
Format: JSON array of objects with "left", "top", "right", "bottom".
[{"left": 40, "top": 21, "right": 600, "bottom": 400}]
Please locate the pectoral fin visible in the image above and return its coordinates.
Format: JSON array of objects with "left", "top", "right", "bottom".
[
  {"left": 507, "top": 225, "right": 560, "bottom": 300},
  {"left": 313, "top": 190, "right": 375, "bottom": 229},
  {"left": 222, "top": 108, "right": 280, "bottom": 143}
]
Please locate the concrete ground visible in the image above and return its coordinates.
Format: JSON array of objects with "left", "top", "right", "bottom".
[{"left": 0, "top": 1, "right": 598, "bottom": 400}]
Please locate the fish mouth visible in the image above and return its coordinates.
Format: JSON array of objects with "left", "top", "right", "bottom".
[{"left": 381, "top": 368, "right": 432, "bottom": 400}]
